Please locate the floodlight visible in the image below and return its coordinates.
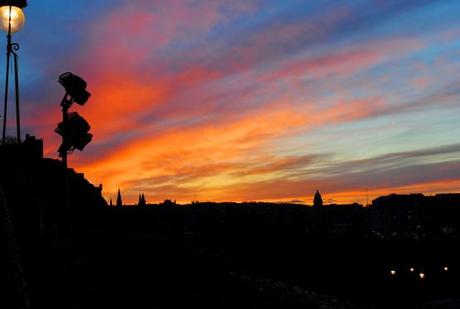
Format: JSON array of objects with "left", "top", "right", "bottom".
[
  {"left": 55, "top": 112, "right": 93, "bottom": 155},
  {"left": 59, "top": 72, "right": 91, "bottom": 105}
]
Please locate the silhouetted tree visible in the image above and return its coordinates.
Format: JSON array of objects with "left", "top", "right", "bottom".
[{"left": 116, "top": 189, "right": 123, "bottom": 208}]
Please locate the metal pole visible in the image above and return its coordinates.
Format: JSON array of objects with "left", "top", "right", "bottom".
[
  {"left": 13, "top": 49, "right": 20, "bottom": 143},
  {"left": 2, "top": 6, "right": 14, "bottom": 145},
  {"left": 61, "top": 96, "right": 69, "bottom": 168},
  {"left": 2, "top": 35, "right": 11, "bottom": 145},
  {"left": 61, "top": 98, "right": 70, "bottom": 212}
]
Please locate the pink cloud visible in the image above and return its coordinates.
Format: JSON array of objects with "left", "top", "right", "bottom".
[{"left": 21, "top": 0, "right": 459, "bottom": 205}]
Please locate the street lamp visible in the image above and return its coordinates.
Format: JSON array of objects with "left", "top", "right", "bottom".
[{"left": 0, "top": 0, "right": 27, "bottom": 144}]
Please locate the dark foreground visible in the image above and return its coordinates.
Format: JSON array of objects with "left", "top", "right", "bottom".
[
  {"left": 38, "top": 205, "right": 460, "bottom": 309},
  {"left": 2, "top": 135, "right": 459, "bottom": 308},
  {"left": 41, "top": 222, "right": 364, "bottom": 309}
]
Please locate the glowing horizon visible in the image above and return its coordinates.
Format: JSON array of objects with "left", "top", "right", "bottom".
[{"left": 7, "top": 0, "right": 460, "bottom": 204}]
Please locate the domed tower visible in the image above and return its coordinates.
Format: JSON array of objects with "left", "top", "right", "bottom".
[{"left": 313, "top": 190, "right": 323, "bottom": 207}]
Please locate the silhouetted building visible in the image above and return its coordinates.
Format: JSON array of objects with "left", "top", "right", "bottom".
[
  {"left": 366, "top": 193, "right": 460, "bottom": 233},
  {"left": 0, "top": 135, "right": 107, "bottom": 308},
  {"left": 116, "top": 189, "right": 123, "bottom": 208},
  {"left": 161, "top": 199, "right": 176, "bottom": 207},
  {"left": 138, "top": 193, "right": 146, "bottom": 207},
  {"left": 0, "top": 134, "right": 42, "bottom": 162},
  {"left": 313, "top": 190, "right": 323, "bottom": 207},
  {"left": 367, "top": 194, "right": 422, "bottom": 232}
]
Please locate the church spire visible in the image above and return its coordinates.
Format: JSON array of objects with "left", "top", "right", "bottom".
[
  {"left": 313, "top": 190, "right": 323, "bottom": 207},
  {"left": 116, "top": 188, "right": 123, "bottom": 208}
]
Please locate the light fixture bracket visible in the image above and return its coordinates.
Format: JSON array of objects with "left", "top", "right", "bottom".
[{"left": 0, "top": 0, "right": 27, "bottom": 9}]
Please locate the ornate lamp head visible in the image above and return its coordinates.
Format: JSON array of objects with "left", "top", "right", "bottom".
[{"left": 0, "top": 0, "right": 27, "bottom": 33}]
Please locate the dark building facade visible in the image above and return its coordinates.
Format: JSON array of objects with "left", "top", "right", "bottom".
[
  {"left": 0, "top": 136, "right": 107, "bottom": 307},
  {"left": 367, "top": 193, "right": 460, "bottom": 233}
]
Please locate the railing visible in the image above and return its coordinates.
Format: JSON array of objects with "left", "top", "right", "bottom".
[{"left": 0, "top": 184, "right": 29, "bottom": 309}]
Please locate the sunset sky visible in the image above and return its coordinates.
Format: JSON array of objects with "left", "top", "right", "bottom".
[{"left": 8, "top": 0, "right": 460, "bottom": 204}]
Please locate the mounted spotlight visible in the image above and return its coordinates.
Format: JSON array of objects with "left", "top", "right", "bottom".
[
  {"left": 55, "top": 112, "right": 93, "bottom": 155},
  {"left": 56, "top": 72, "right": 92, "bottom": 166},
  {"left": 58, "top": 72, "right": 91, "bottom": 106}
]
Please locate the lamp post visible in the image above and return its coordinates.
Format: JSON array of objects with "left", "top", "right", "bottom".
[
  {"left": 0, "top": 0, "right": 26, "bottom": 145},
  {"left": 55, "top": 72, "right": 91, "bottom": 214}
]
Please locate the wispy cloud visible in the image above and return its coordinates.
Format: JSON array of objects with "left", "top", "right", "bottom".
[{"left": 14, "top": 0, "right": 460, "bottom": 203}]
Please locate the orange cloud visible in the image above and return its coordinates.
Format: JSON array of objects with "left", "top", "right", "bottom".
[
  {"left": 73, "top": 95, "right": 393, "bottom": 203},
  {"left": 22, "top": 1, "right": 459, "bottom": 206}
]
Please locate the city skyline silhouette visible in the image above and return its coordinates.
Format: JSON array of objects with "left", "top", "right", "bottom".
[
  {"left": 1, "top": 135, "right": 458, "bottom": 308},
  {"left": 1, "top": 1, "right": 460, "bottom": 309}
]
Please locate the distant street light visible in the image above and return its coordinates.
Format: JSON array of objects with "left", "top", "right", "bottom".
[
  {"left": 0, "top": 0, "right": 27, "bottom": 144},
  {"left": 409, "top": 267, "right": 415, "bottom": 272},
  {"left": 419, "top": 272, "right": 425, "bottom": 279},
  {"left": 443, "top": 266, "right": 448, "bottom": 272},
  {"left": 390, "top": 270, "right": 396, "bottom": 276}
]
